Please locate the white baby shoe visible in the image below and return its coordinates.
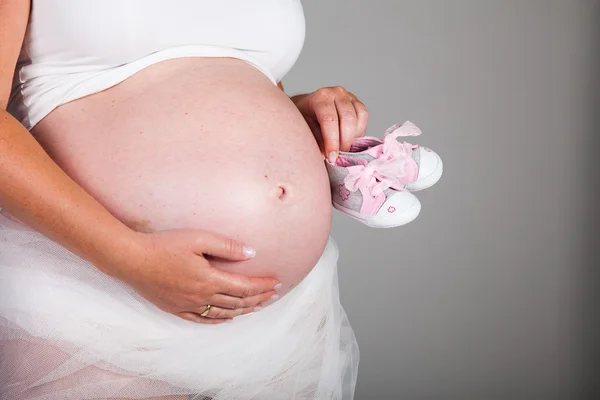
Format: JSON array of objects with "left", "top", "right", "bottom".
[
  {"left": 325, "top": 155, "right": 422, "bottom": 228},
  {"left": 341, "top": 121, "right": 443, "bottom": 192},
  {"left": 324, "top": 121, "right": 442, "bottom": 228}
]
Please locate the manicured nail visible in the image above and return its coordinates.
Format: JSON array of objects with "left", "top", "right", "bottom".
[
  {"left": 242, "top": 246, "right": 256, "bottom": 258},
  {"left": 269, "top": 294, "right": 279, "bottom": 302},
  {"left": 328, "top": 151, "right": 338, "bottom": 163},
  {"left": 253, "top": 306, "right": 263, "bottom": 312},
  {"left": 273, "top": 283, "right": 282, "bottom": 290}
]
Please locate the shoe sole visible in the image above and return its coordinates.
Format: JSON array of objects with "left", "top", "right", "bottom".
[{"left": 332, "top": 201, "right": 421, "bottom": 228}]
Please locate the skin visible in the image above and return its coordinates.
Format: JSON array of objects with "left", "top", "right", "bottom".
[
  {"left": 0, "top": 3, "right": 370, "bottom": 324},
  {"left": 288, "top": 85, "right": 370, "bottom": 161},
  {"left": 0, "top": 1, "right": 279, "bottom": 326},
  {"left": 27, "top": 57, "right": 371, "bottom": 299},
  {"left": 0, "top": 2, "right": 370, "bottom": 398},
  {"left": 31, "top": 56, "right": 334, "bottom": 289}
]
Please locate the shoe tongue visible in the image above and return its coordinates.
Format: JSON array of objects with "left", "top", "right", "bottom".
[
  {"left": 335, "top": 155, "right": 368, "bottom": 167},
  {"left": 349, "top": 137, "right": 382, "bottom": 153},
  {"left": 345, "top": 142, "right": 421, "bottom": 170},
  {"left": 347, "top": 151, "right": 376, "bottom": 163}
]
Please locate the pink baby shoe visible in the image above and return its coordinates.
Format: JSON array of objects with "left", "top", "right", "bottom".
[
  {"left": 325, "top": 155, "right": 422, "bottom": 228},
  {"left": 341, "top": 121, "right": 443, "bottom": 192}
]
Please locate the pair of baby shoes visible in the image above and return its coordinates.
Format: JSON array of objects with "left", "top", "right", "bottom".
[{"left": 325, "top": 121, "right": 443, "bottom": 228}]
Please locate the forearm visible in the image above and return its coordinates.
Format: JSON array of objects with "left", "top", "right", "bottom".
[{"left": 0, "top": 110, "right": 138, "bottom": 278}]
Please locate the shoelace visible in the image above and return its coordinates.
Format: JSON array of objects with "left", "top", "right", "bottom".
[{"left": 343, "top": 121, "right": 422, "bottom": 197}]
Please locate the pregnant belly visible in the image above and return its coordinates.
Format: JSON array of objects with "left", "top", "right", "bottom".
[{"left": 30, "top": 58, "right": 332, "bottom": 292}]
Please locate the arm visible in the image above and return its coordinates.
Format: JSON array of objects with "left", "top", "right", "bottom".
[{"left": 0, "top": 1, "right": 138, "bottom": 277}]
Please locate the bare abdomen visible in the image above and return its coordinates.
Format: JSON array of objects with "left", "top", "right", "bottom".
[{"left": 30, "top": 57, "right": 332, "bottom": 292}]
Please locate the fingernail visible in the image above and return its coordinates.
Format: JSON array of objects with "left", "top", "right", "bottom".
[
  {"left": 328, "top": 151, "right": 338, "bottom": 163},
  {"left": 225, "top": 319, "right": 234, "bottom": 323},
  {"left": 253, "top": 306, "right": 263, "bottom": 312},
  {"left": 273, "top": 283, "right": 282, "bottom": 290},
  {"left": 269, "top": 294, "right": 279, "bottom": 302},
  {"left": 242, "top": 246, "right": 256, "bottom": 258}
]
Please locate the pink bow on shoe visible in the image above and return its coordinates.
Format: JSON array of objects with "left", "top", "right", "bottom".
[
  {"left": 383, "top": 120, "right": 422, "bottom": 138},
  {"left": 344, "top": 163, "right": 389, "bottom": 196},
  {"left": 382, "top": 121, "right": 421, "bottom": 162},
  {"left": 343, "top": 153, "right": 415, "bottom": 197},
  {"left": 344, "top": 121, "right": 422, "bottom": 194},
  {"left": 380, "top": 121, "right": 421, "bottom": 185}
]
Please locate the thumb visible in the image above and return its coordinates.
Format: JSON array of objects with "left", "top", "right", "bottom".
[{"left": 197, "top": 232, "right": 256, "bottom": 261}]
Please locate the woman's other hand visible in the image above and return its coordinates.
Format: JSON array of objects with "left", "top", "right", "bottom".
[
  {"left": 112, "top": 229, "right": 281, "bottom": 324},
  {"left": 291, "top": 86, "right": 370, "bottom": 163}
]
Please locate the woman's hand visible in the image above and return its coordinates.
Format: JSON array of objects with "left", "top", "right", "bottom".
[
  {"left": 114, "top": 229, "right": 281, "bottom": 324},
  {"left": 291, "top": 86, "right": 370, "bottom": 163}
]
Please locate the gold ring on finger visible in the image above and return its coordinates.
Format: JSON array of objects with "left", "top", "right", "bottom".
[{"left": 200, "top": 304, "right": 212, "bottom": 317}]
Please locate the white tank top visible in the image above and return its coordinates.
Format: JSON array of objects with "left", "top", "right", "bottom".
[{"left": 8, "top": 0, "right": 306, "bottom": 130}]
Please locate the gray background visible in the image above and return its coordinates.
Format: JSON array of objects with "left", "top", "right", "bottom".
[{"left": 285, "top": 1, "right": 598, "bottom": 399}]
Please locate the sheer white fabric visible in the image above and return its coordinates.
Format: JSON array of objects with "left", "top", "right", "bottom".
[{"left": 0, "top": 214, "right": 359, "bottom": 399}]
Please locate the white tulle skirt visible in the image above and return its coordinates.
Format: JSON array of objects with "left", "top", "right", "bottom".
[{"left": 0, "top": 214, "right": 359, "bottom": 399}]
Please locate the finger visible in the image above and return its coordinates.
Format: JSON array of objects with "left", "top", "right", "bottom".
[
  {"left": 334, "top": 96, "right": 357, "bottom": 152},
  {"left": 195, "top": 304, "right": 259, "bottom": 319},
  {"left": 211, "top": 290, "right": 279, "bottom": 309},
  {"left": 179, "top": 312, "right": 232, "bottom": 324},
  {"left": 312, "top": 93, "right": 340, "bottom": 163},
  {"left": 195, "top": 232, "right": 256, "bottom": 261},
  {"left": 306, "top": 118, "right": 325, "bottom": 154},
  {"left": 209, "top": 269, "right": 281, "bottom": 298},
  {"left": 350, "top": 96, "right": 369, "bottom": 137}
]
